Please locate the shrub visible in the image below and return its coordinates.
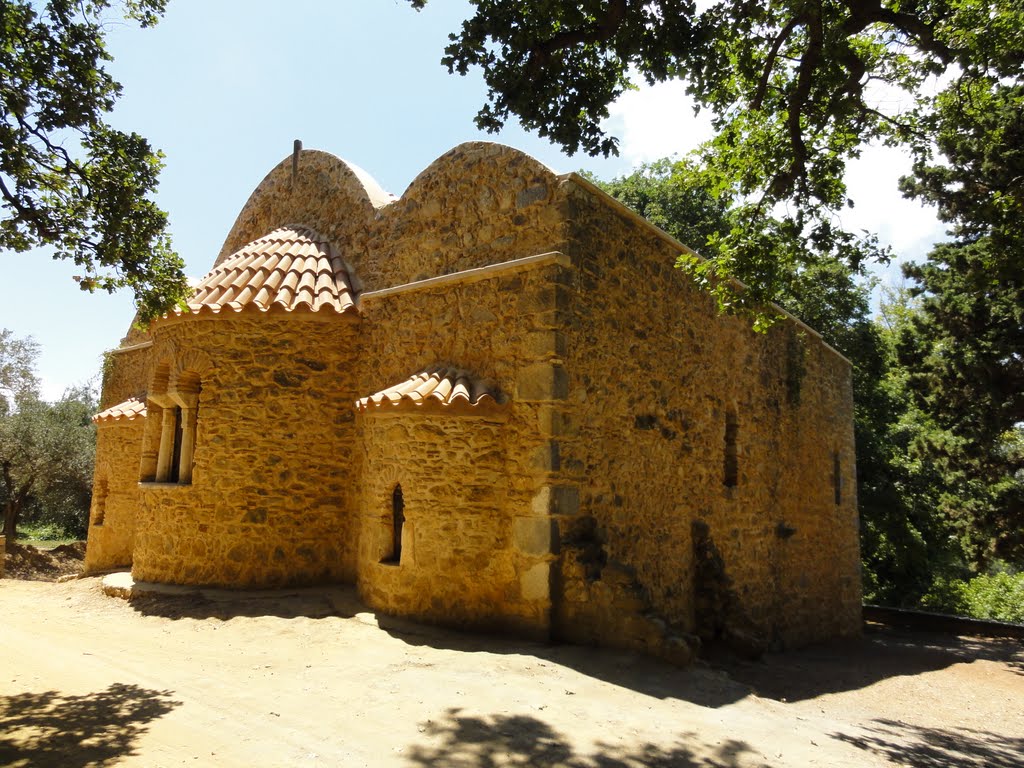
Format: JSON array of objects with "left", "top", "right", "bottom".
[
  {"left": 962, "top": 573, "right": 1024, "bottom": 624},
  {"left": 920, "top": 577, "right": 969, "bottom": 615},
  {"left": 921, "top": 571, "right": 1024, "bottom": 624}
]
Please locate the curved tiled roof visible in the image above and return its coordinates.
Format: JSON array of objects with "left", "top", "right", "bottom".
[
  {"left": 356, "top": 367, "right": 502, "bottom": 412},
  {"left": 186, "top": 226, "right": 357, "bottom": 315},
  {"left": 93, "top": 397, "right": 147, "bottom": 424}
]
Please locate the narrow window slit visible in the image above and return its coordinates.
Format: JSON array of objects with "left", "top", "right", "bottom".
[
  {"left": 833, "top": 451, "right": 842, "bottom": 506},
  {"left": 724, "top": 411, "right": 738, "bottom": 488},
  {"left": 388, "top": 484, "right": 405, "bottom": 564},
  {"left": 169, "top": 407, "right": 184, "bottom": 483}
]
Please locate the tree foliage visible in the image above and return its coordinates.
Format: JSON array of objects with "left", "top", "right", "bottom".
[
  {"left": 0, "top": 326, "right": 38, "bottom": 399},
  {"left": 0, "top": 330, "right": 95, "bottom": 540},
  {"left": 860, "top": 286, "right": 959, "bottom": 603},
  {"left": 0, "top": 0, "right": 187, "bottom": 321},
  {"left": 895, "top": 81, "right": 1024, "bottom": 566},
  {"left": 413, "top": 0, "right": 1022, "bottom": 310}
]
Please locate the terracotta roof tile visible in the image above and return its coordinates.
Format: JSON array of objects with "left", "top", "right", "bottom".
[
  {"left": 93, "top": 397, "right": 147, "bottom": 424},
  {"left": 356, "top": 367, "right": 503, "bottom": 412},
  {"left": 182, "top": 225, "right": 357, "bottom": 316}
]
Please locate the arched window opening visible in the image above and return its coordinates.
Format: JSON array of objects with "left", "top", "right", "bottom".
[
  {"left": 168, "top": 407, "right": 184, "bottom": 483},
  {"left": 389, "top": 484, "right": 405, "bottom": 564},
  {"left": 723, "top": 410, "right": 739, "bottom": 488},
  {"left": 147, "top": 370, "right": 201, "bottom": 485},
  {"left": 140, "top": 362, "right": 171, "bottom": 482}
]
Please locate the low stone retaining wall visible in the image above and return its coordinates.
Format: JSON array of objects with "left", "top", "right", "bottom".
[{"left": 864, "top": 604, "right": 1024, "bottom": 640}]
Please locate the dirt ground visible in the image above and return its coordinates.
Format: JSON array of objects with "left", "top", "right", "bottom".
[
  {"left": 1, "top": 576, "right": 1022, "bottom": 768},
  {"left": 2, "top": 540, "right": 86, "bottom": 581}
]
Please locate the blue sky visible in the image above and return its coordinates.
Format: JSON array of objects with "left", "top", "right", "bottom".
[{"left": 0, "top": 1, "right": 945, "bottom": 400}]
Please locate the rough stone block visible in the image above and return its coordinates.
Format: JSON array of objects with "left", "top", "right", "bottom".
[
  {"left": 520, "top": 562, "right": 551, "bottom": 601},
  {"left": 549, "top": 486, "right": 579, "bottom": 517},
  {"left": 531, "top": 441, "right": 560, "bottom": 472},
  {"left": 530, "top": 486, "right": 581, "bottom": 526},
  {"left": 660, "top": 635, "right": 697, "bottom": 667},
  {"left": 514, "top": 517, "right": 559, "bottom": 556},
  {"left": 525, "top": 330, "right": 567, "bottom": 358},
  {"left": 516, "top": 184, "right": 548, "bottom": 208},
  {"left": 531, "top": 487, "right": 551, "bottom": 516},
  {"left": 516, "top": 364, "right": 568, "bottom": 401}
]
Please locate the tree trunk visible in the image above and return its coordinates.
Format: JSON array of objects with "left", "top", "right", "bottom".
[{"left": 3, "top": 499, "right": 20, "bottom": 541}]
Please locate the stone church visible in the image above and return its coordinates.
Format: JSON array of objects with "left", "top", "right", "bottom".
[{"left": 86, "top": 142, "right": 861, "bottom": 661}]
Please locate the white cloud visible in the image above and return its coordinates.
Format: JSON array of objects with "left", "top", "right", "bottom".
[
  {"left": 606, "top": 81, "right": 946, "bottom": 265},
  {"left": 842, "top": 144, "right": 946, "bottom": 263},
  {"left": 605, "top": 81, "right": 714, "bottom": 167}
]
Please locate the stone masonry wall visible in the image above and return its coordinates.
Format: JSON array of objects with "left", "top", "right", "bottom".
[
  {"left": 357, "top": 259, "right": 571, "bottom": 638},
  {"left": 555, "top": 178, "right": 861, "bottom": 650},
  {"left": 218, "top": 142, "right": 569, "bottom": 294},
  {"left": 215, "top": 149, "right": 386, "bottom": 275},
  {"left": 100, "top": 342, "right": 152, "bottom": 410},
  {"left": 362, "top": 143, "right": 569, "bottom": 290},
  {"left": 357, "top": 412, "right": 524, "bottom": 631},
  {"left": 86, "top": 326, "right": 153, "bottom": 573},
  {"left": 131, "top": 311, "right": 363, "bottom": 588},
  {"left": 84, "top": 417, "right": 145, "bottom": 573}
]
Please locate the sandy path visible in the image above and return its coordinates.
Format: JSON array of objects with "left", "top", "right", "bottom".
[{"left": 1, "top": 577, "right": 1021, "bottom": 767}]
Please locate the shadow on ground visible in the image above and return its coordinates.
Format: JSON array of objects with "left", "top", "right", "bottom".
[
  {"left": 404, "top": 708, "right": 757, "bottom": 768},
  {"left": 712, "top": 625, "right": 1024, "bottom": 703},
  {"left": 832, "top": 718, "right": 1024, "bottom": 768},
  {"left": 122, "top": 581, "right": 1024, "bottom": 707},
  {"left": 376, "top": 616, "right": 1024, "bottom": 707},
  {"left": 125, "top": 585, "right": 364, "bottom": 621},
  {"left": 0, "top": 683, "right": 180, "bottom": 768}
]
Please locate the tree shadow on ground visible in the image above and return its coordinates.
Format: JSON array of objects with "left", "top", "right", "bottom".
[
  {"left": 712, "top": 624, "right": 1024, "bottom": 703},
  {"left": 0, "top": 683, "right": 180, "bottom": 768},
  {"left": 832, "top": 718, "right": 1024, "bottom": 767},
  {"left": 405, "top": 707, "right": 758, "bottom": 768},
  {"left": 121, "top": 583, "right": 1023, "bottom": 707}
]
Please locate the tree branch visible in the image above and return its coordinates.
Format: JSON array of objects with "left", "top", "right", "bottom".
[
  {"left": 526, "top": 0, "right": 628, "bottom": 73},
  {"left": 0, "top": 174, "right": 57, "bottom": 240},
  {"left": 774, "top": 0, "right": 824, "bottom": 198},
  {"left": 860, "top": 105, "right": 930, "bottom": 142},
  {"left": 841, "top": 0, "right": 955, "bottom": 63},
  {"left": 752, "top": 15, "right": 801, "bottom": 111},
  {"left": 16, "top": 112, "right": 87, "bottom": 179}
]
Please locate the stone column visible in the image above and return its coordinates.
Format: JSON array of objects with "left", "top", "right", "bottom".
[
  {"left": 177, "top": 403, "right": 198, "bottom": 484},
  {"left": 155, "top": 406, "right": 177, "bottom": 482}
]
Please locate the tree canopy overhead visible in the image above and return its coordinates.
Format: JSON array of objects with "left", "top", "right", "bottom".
[
  {"left": 416, "top": 0, "right": 1021, "bottom": 194},
  {"left": 412, "top": 0, "right": 1023, "bottom": 309},
  {"left": 0, "top": 0, "right": 187, "bottom": 322}
]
